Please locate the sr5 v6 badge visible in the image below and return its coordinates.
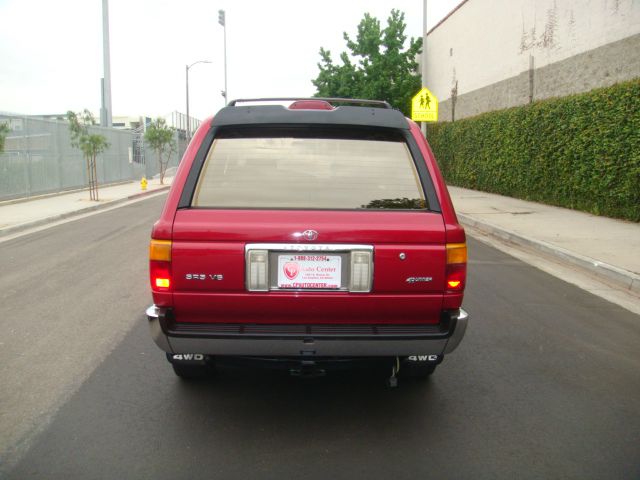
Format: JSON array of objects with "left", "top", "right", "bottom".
[{"left": 185, "top": 273, "right": 224, "bottom": 281}]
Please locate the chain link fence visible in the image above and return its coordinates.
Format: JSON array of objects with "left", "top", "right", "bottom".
[{"left": 0, "top": 113, "right": 184, "bottom": 201}]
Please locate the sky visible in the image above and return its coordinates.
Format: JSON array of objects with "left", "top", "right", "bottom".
[{"left": 0, "top": 0, "right": 461, "bottom": 122}]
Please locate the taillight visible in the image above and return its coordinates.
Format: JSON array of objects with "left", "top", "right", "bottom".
[
  {"left": 150, "top": 239, "right": 172, "bottom": 292},
  {"left": 445, "top": 243, "right": 467, "bottom": 293},
  {"left": 246, "top": 249, "right": 269, "bottom": 291},
  {"left": 350, "top": 250, "right": 373, "bottom": 292},
  {"left": 149, "top": 239, "right": 171, "bottom": 261}
]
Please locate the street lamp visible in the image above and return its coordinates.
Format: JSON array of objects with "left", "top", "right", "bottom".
[
  {"left": 186, "top": 60, "right": 212, "bottom": 141},
  {"left": 218, "top": 9, "right": 228, "bottom": 104}
]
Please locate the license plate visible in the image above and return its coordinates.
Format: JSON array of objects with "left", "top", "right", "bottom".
[{"left": 277, "top": 254, "right": 342, "bottom": 289}]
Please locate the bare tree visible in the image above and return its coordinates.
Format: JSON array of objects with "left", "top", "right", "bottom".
[
  {"left": 67, "top": 110, "right": 110, "bottom": 201},
  {"left": 0, "top": 122, "right": 9, "bottom": 153},
  {"left": 144, "top": 118, "right": 176, "bottom": 185}
]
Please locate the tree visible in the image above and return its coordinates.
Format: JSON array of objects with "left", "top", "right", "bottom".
[
  {"left": 0, "top": 122, "right": 9, "bottom": 154},
  {"left": 67, "top": 110, "right": 109, "bottom": 201},
  {"left": 312, "top": 9, "right": 423, "bottom": 116},
  {"left": 144, "top": 118, "right": 176, "bottom": 185}
]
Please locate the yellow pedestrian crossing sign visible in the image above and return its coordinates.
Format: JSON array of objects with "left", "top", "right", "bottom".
[{"left": 411, "top": 87, "right": 438, "bottom": 122}]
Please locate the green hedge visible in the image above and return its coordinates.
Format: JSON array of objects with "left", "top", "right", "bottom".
[{"left": 428, "top": 79, "right": 640, "bottom": 222}]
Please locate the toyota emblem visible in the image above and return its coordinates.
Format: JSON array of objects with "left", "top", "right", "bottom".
[{"left": 302, "top": 230, "right": 318, "bottom": 241}]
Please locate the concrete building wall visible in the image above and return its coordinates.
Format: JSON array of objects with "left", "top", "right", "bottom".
[{"left": 425, "top": 0, "right": 640, "bottom": 121}]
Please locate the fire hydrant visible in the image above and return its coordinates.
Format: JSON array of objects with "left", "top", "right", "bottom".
[{"left": 140, "top": 176, "right": 148, "bottom": 191}]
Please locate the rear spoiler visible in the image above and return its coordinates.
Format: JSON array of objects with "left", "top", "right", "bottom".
[
  {"left": 213, "top": 99, "right": 407, "bottom": 130},
  {"left": 227, "top": 97, "right": 392, "bottom": 109}
]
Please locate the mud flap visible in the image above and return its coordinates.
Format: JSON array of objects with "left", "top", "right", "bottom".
[{"left": 400, "top": 354, "right": 443, "bottom": 378}]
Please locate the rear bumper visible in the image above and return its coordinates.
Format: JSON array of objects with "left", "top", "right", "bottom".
[{"left": 146, "top": 306, "right": 468, "bottom": 357}]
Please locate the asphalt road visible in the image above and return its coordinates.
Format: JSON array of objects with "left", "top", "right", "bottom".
[{"left": 2, "top": 195, "right": 640, "bottom": 479}]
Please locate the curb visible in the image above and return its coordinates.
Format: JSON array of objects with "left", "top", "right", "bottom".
[
  {"left": 459, "top": 213, "right": 640, "bottom": 295},
  {"left": 0, "top": 186, "right": 170, "bottom": 238}
]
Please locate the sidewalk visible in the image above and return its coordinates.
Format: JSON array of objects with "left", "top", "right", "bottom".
[
  {"left": 0, "top": 177, "right": 173, "bottom": 237},
  {"left": 1, "top": 180, "right": 638, "bottom": 294},
  {"left": 449, "top": 186, "right": 640, "bottom": 294}
]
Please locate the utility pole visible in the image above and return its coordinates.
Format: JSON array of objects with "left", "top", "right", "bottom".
[
  {"left": 101, "top": 0, "right": 113, "bottom": 127},
  {"left": 421, "top": 0, "right": 428, "bottom": 137},
  {"left": 185, "top": 65, "right": 190, "bottom": 140},
  {"left": 185, "top": 61, "right": 212, "bottom": 141},
  {"left": 218, "top": 9, "right": 228, "bottom": 104}
]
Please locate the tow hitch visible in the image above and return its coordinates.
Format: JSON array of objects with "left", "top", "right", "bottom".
[{"left": 289, "top": 360, "right": 326, "bottom": 378}]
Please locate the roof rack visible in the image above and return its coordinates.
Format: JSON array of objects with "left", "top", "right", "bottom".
[{"left": 227, "top": 97, "right": 392, "bottom": 109}]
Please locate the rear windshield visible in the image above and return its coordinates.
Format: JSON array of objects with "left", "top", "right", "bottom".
[{"left": 192, "top": 131, "right": 427, "bottom": 210}]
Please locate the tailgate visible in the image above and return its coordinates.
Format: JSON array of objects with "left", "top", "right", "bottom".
[{"left": 170, "top": 209, "right": 446, "bottom": 324}]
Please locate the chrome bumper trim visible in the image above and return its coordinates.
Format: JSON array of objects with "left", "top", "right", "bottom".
[
  {"left": 443, "top": 308, "right": 468, "bottom": 354},
  {"left": 146, "top": 305, "right": 171, "bottom": 351},
  {"left": 146, "top": 305, "right": 468, "bottom": 357},
  {"left": 167, "top": 335, "right": 447, "bottom": 356}
]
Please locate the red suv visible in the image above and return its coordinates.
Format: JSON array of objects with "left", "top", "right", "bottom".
[{"left": 147, "top": 98, "right": 468, "bottom": 384}]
